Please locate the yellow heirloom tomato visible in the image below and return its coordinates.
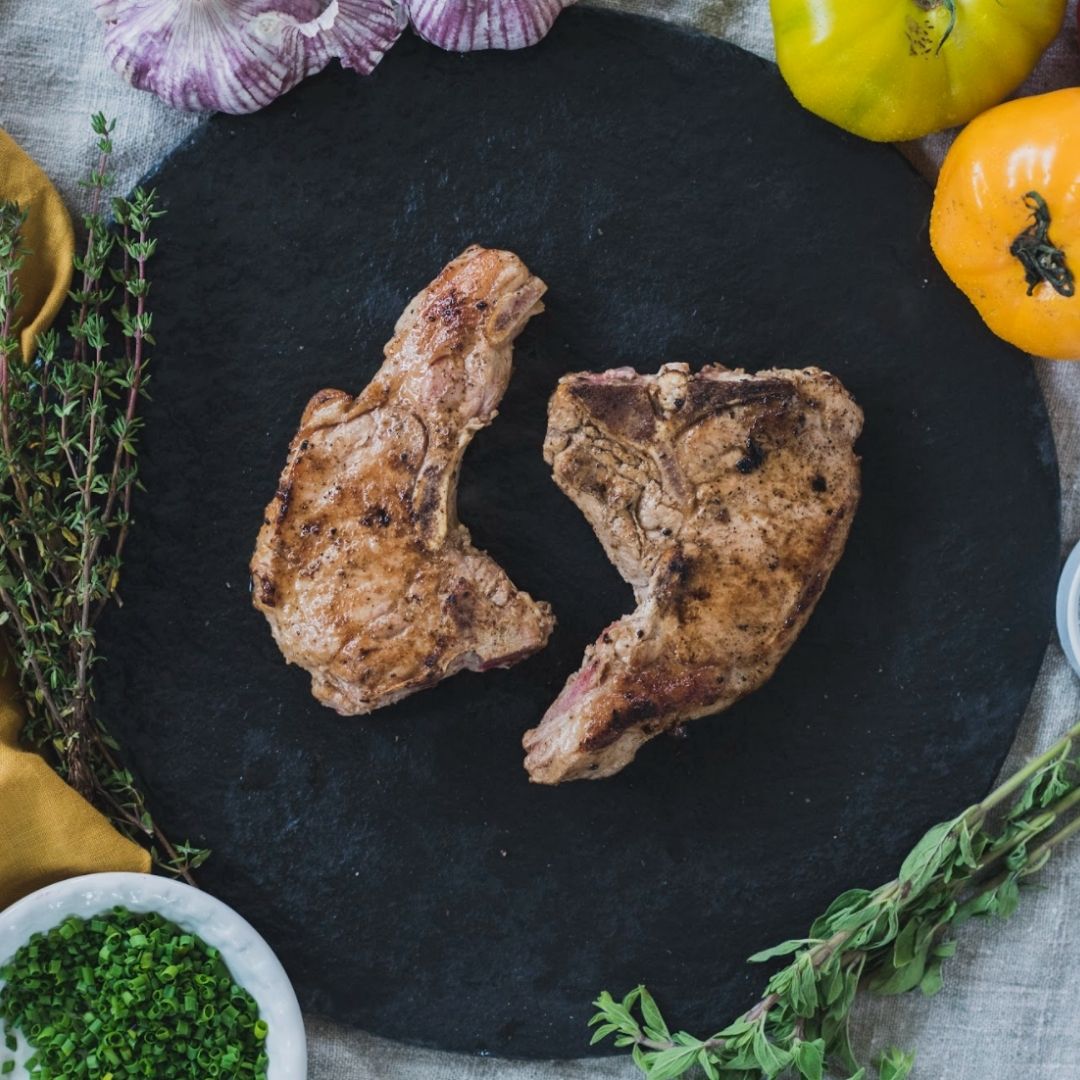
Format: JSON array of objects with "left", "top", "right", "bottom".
[
  {"left": 931, "top": 89, "right": 1080, "bottom": 360},
  {"left": 769, "top": 0, "right": 1066, "bottom": 142}
]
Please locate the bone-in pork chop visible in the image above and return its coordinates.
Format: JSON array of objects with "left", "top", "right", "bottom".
[
  {"left": 523, "top": 363, "right": 862, "bottom": 782},
  {"left": 251, "top": 246, "right": 555, "bottom": 715}
]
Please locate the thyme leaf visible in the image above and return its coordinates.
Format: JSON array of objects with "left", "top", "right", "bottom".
[{"left": 0, "top": 114, "right": 207, "bottom": 882}]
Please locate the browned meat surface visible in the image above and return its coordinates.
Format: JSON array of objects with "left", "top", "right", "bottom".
[
  {"left": 523, "top": 363, "right": 863, "bottom": 783},
  {"left": 251, "top": 246, "right": 555, "bottom": 714}
]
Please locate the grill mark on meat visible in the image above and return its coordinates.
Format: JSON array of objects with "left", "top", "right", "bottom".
[
  {"left": 683, "top": 376, "right": 795, "bottom": 420},
  {"left": 784, "top": 569, "right": 828, "bottom": 630},
  {"left": 657, "top": 551, "right": 712, "bottom": 623},
  {"left": 444, "top": 583, "right": 477, "bottom": 631},
  {"left": 583, "top": 698, "right": 658, "bottom": 751},
  {"left": 275, "top": 483, "right": 293, "bottom": 521},
  {"left": 413, "top": 465, "right": 443, "bottom": 533},
  {"left": 735, "top": 436, "right": 765, "bottom": 474},
  {"left": 426, "top": 287, "right": 470, "bottom": 330},
  {"left": 309, "top": 388, "right": 341, "bottom": 410},
  {"left": 254, "top": 573, "right": 277, "bottom": 608},
  {"left": 581, "top": 668, "right": 721, "bottom": 751},
  {"left": 360, "top": 506, "right": 392, "bottom": 528},
  {"left": 780, "top": 510, "right": 849, "bottom": 631},
  {"left": 656, "top": 547, "right": 692, "bottom": 597},
  {"left": 526, "top": 362, "right": 862, "bottom": 783},
  {"left": 569, "top": 381, "right": 657, "bottom": 443}
]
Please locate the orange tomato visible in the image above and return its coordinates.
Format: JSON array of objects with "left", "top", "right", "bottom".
[{"left": 931, "top": 88, "right": 1080, "bottom": 360}]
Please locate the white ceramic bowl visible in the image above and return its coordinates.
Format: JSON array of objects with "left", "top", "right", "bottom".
[
  {"left": 0, "top": 872, "right": 306, "bottom": 1079},
  {"left": 1057, "top": 538, "right": 1080, "bottom": 678}
]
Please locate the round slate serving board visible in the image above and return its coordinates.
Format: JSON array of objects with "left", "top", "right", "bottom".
[{"left": 97, "top": 9, "right": 1060, "bottom": 1058}]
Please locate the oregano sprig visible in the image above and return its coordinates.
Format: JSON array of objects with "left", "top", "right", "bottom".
[
  {"left": 0, "top": 114, "right": 208, "bottom": 881},
  {"left": 591, "top": 719, "right": 1080, "bottom": 1079}
]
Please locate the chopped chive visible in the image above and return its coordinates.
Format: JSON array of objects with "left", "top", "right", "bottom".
[{"left": 0, "top": 906, "right": 269, "bottom": 1078}]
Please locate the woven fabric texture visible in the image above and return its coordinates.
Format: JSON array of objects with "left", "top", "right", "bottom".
[{"left": 1, "top": 1, "right": 1078, "bottom": 1076}]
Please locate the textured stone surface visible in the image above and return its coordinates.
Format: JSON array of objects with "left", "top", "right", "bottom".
[{"left": 92, "top": 9, "right": 1057, "bottom": 1058}]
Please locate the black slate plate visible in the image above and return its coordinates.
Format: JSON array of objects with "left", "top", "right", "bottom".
[{"left": 97, "top": 9, "right": 1060, "bottom": 1058}]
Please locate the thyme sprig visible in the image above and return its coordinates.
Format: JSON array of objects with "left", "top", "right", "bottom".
[
  {"left": 0, "top": 114, "right": 208, "bottom": 882},
  {"left": 591, "top": 719, "right": 1080, "bottom": 1080}
]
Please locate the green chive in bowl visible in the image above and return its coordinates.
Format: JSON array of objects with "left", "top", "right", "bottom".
[{"left": 0, "top": 872, "right": 305, "bottom": 1079}]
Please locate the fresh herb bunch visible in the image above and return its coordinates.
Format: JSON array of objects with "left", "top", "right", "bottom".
[
  {"left": 591, "top": 720, "right": 1080, "bottom": 1080},
  {"left": 0, "top": 114, "right": 207, "bottom": 881},
  {"left": 0, "top": 907, "right": 269, "bottom": 1077}
]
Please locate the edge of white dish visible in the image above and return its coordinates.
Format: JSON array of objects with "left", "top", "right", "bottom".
[
  {"left": 1056, "top": 539, "right": 1080, "bottom": 678},
  {"left": 0, "top": 872, "right": 306, "bottom": 1080}
]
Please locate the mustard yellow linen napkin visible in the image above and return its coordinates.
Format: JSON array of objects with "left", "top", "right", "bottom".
[
  {"left": 0, "top": 130, "right": 150, "bottom": 911},
  {"left": 0, "top": 127, "right": 74, "bottom": 359}
]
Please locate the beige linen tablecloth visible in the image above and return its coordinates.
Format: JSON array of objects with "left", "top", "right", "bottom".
[{"left": 2, "top": 2, "right": 1078, "bottom": 1076}]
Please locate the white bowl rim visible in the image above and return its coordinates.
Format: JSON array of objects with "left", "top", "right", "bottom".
[
  {"left": 0, "top": 871, "right": 306, "bottom": 1080},
  {"left": 1056, "top": 539, "right": 1080, "bottom": 678}
]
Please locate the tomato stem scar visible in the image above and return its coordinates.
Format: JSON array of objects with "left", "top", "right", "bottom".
[
  {"left": 1010, "top": 191, "right": 1076, "bottom": 299},
  {"left": 917, "top": 0, "right": 957, "bottom": 52}
]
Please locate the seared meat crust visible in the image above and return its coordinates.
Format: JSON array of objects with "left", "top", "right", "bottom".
[
  {"left": 251, "top": 246, "right": 555, "bottom": 715},
  {"left": 523, "top": 363, "right": 863, "bottom": 783}
]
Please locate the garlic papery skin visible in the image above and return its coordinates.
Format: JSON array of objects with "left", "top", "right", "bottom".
[
  {"left": 404, "top": 0, "right": 574, "bottom": 51},
  {"left": 298, "top": 0, "right": 409, "bottom": 73},
  {"left": 94, "top": 0, "right": 406, "bottom": 114}
]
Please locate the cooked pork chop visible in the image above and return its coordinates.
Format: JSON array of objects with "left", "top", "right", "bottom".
[
  {"left": 523, "top": 363, "right": 862, "bottom": 783},
  {"left": 251, "top": 246, "right": 555, "bottom": 715}
]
